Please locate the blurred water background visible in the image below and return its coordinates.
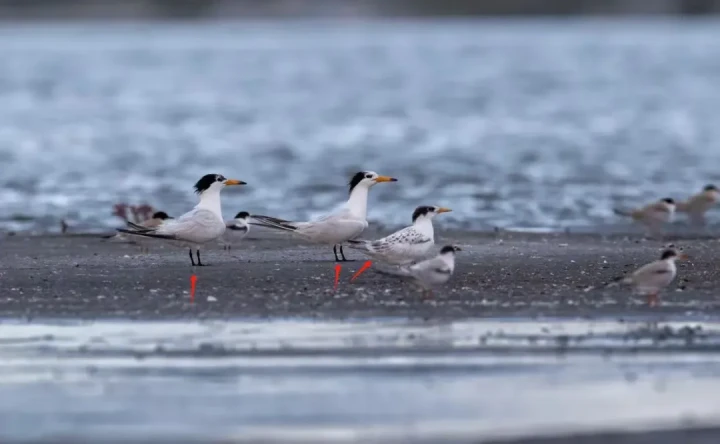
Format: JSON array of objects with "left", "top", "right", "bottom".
[
  {"left": 1, "top": 17, "right": 720, "bottom": 233},
  {"left": 2, "top": 317, "right": 720, "bottom": 442}
]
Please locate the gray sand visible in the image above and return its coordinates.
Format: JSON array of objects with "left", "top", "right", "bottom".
[{"left": 1, "top": 229, "right": 719, "bottom": 319}]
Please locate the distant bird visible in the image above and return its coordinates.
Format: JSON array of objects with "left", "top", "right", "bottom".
[
  {"left": 347, "top": 205, "right": 451, "bottom": 265},
  {"left": 613, "top": 197, "right": 676, "bottom": 237},
  {"left": 219, "top": 211, "right": 250, "bottom": 250},
  {"left": 117, "top": 174, "right": 246, "bottom": 266},
  {"left": 675, "top": 184, "right": 719, "bottom": 226},
  {"left": 608, "top": 248, "right": 689, "bottom": 307},
  {"left": 104, "top": 211, "right": 173, "bottom": 252},
  {"left": 375, "top": 245, "right": 461, "bottom": 299},
  {"left": 250, "top": 171, "right": 397, "bottom": 262},
  {"left": 60, "top": 219, "right": 69, "bottom": 234}
]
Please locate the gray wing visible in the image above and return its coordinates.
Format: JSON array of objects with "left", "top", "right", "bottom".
[
  {"left": 409, "top": 255, "right": 450, "bottom": 275},
  {"left": 367, "top": 226, "right": 431, "bottom": 254},
  {"left": 155, "top": 209, "right": 218, "bottom": 238}
]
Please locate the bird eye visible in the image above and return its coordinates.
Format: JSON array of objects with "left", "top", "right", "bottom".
[
  {"left": 217, "top": 176, "right": 225, "bottom": 182},
  {"left": 365, "top": 174, "right": 373, "bottom": 179}
]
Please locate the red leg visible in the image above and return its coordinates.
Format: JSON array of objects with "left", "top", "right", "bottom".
[{"left": 647, "top": 293, "right": 659, "bottom": 307}]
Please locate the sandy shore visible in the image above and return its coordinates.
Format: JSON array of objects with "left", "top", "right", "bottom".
[{"left": 1, "top": 228, "right": 719, "bottom": 319}]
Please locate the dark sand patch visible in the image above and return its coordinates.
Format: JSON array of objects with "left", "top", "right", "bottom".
[{"left": 1, "top": 230, "right": 719, "bottom": 319}]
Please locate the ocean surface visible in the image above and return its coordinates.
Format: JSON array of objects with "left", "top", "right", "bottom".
[
  {"left": 2, "top": 317, "right": 720, "bottom": 442},
  {"left": 1, "top": 20, "right": 720, "bottom": 233}
]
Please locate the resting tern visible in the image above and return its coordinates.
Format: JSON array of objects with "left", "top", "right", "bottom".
[
  {"left": 117, "top": 174, "right": 246, "bottom": 266},
  {"left": 250, "top": 171, "right": 397, "bottom": 262},
  {"left": 218, "top": 211, "right": 250, "bottom": 250},
  {"left": 347, "top": 205, "right": 451, "bottom": 265},
  {"left": 376, "top": 245, "right": 461, "bottom": 299},
  {"left": 676, "top": 184, "right": 719, "bottom": 226},
  {"left": 103, "top": 211, "right": 172, "bottom": 252},
  {"left": 613, "top": 197, "right": 675, "bottom": 237},
  {"left": 609, "top": 248, "right": 689, "bottom": 307}
]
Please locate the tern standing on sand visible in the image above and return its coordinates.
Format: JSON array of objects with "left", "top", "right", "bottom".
[
  {"left": 613, "top": 197, "right": 676, "bottom": 237},
  {"left": 676, "top": 184, "right": 719, "bottom": 226},
  {"left": 218, "top": 211, "right": 250, "bottom": 250},
  {"left": 104, "top": 211, "right": 173, "bottom": 252},
  {"left": 376, "top": 245, "right": 462, "bottom": 299},
  {"left": 117, "top": 174, "right": 246, "bottom": 266},
  {"left": 609, "top": 248, "right": 689, "bottom": 307},
  {"left": 347, "top": 205, "right": 452, "bottom": 265},
  {"left": 250, "top": 171, "right": 397, "bottom": 262}
]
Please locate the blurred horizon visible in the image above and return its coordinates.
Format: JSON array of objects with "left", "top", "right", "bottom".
[{"left": 1, "top": 0, "right": 720, "bottom": 20}]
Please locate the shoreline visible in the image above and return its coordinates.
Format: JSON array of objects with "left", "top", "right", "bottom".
[{"left": 2, "top": 229, "right": 719, "bottom": 320}]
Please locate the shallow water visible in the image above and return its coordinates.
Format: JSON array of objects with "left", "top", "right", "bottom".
[
  {"left": 1, "top": 20, "right": 720, "bottom": 233},
  {"left": 2, "top": 317, "right": 720, "bottom": 442}
]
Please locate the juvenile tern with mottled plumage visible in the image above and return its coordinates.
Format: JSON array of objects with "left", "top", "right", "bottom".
[{"left": 347, "top": 205, "right": 451, "bottom": 265}]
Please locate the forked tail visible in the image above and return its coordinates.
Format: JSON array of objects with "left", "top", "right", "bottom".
[
  {"left": 249, "top": 214, "right": 298, "bottom": 233},
  {"left": 346, "top": 239, "right": 371, "bottom": 251},
  {"left": 373, "top": 264, "right": 413, "bottom": 278},
  {"left": 116, "top": 228, "right": 176, "bottom": 241}
]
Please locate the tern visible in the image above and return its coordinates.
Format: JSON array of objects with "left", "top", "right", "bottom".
[
  {"left": 117, "top": 174, "right": 246, "bottom": 266},
  {"left": 608, "top": 248, "right": 689, "bottom": 307},
  {"left": 250, "top": 171, "right": 397, "bottom": 262},
  {"left": 347, "top": 205, "right": 451, "bottom": 265},
  {"left": 676, "top": 184, "right": 719, "bottom": 226},
  {"left": 613, "top": 197, "right": 675, "bottom": 237},
  {"left": 376, "top": 245, "right": 461, "bottom": 299},
  {"left": 219, "top": 211, "right": 250, "bottom": 250}
]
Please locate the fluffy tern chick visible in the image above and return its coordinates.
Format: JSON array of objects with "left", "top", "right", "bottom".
[
  {"left": 676, "top": 184, "right": 719, "bottom": 226},
  {"left": 219, "top": 211, "right": 250, "bottom": 250},
  {"left": 613, "top": 197, "right": 675, "bottom": 237},
  {"left": 611, "top": 248, "right": 689, "bottom": 307},
  {"left": 347, "top": 205, "right": 451, "bottom": 265},
  {"left": 117, "top": 174, "right": 246, "bottom": 266},
  {"left": 250, "top": 171, "right": 397, "bottom": 262},
  {"left": 376, "top": 245, "right": 461, "bottom": 299}
]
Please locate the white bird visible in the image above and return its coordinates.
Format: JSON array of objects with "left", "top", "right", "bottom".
[
  {"left": 218, "top": 211, "right": 250, "bottom": 250},
  {"left": 376, "top": 245, "right": 461, "bottom": 299},
  {"left": 346, "top": 205, "right": 451, "bottom": 265},
  {"left": 676, "top": 184, "right": 719, "bottom": 226},
  {"left": 103, "top": 211, "right": 173, "bottom": 252},
  {"left": 613, "top": 197, "right": 676, "bottom": 237},
  {"left": 250, "top": 171, "right": 397, "bottom": 262},
  {"left": 610, "top": 248, "right": 689, "bottom": 307},
  {"left": 117, "top": 174, "right": 246, "bottom": 266}
]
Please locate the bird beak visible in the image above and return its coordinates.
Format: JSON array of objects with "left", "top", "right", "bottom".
[
  {"left": 224, "top": 179, "right": 246, "bottom": 186},
  {"left": 375, "top": 176, "right": 398, "bottom": 183},
  {"left": 437, "top": 207, "right": 452, "bottom": 214},
  {"left": 679, "top": 253, "right": 690, "bottom": 261}
]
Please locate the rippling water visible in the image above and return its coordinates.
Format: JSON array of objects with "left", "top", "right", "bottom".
[
  {"left": 2, "top": 20, "right": 720, "bottom": 232},
  {"left": 2, "top": 317, "right": 720, "bottom": 441}
]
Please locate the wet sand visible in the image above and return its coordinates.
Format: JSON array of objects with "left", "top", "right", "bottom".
[
  {"left": 3, "top": 230, "right": 720, "bottom": 444},
  {"left": 1, "top": 228, "right": 719, "bottom": 319}
]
